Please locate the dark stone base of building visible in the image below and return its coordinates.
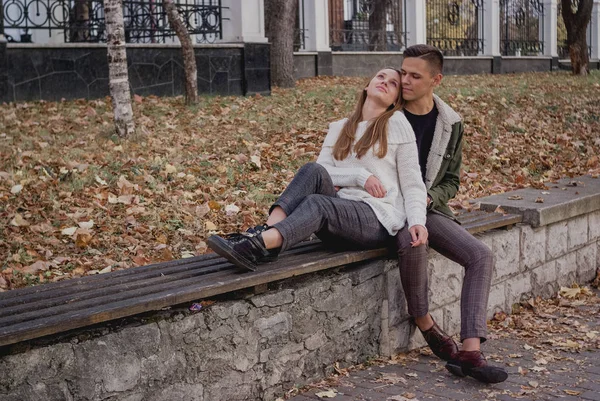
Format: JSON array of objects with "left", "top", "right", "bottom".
[
  {"left": 294, "top": 52, "right": 600, "bottom": 79},
  {"left": 1, "top": 43, "right": 271, "bottom": 103}
]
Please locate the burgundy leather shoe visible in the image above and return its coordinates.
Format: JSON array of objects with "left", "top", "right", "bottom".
[
  {"left": 419, "top": 320, "right": 459, "bottom": 361},
  {"left": 446, "top": 350, "right": 508, "bottom": 384}
]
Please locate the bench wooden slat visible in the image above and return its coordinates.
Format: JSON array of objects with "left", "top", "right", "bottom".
[
  {"left": 0, "top": 247, "right": 338, "bottom": 323},
  {"left": 0, "top": 240, "right": 324, "bottom": 304},
  {"left": 0, "top": 247, "right": 387, "bottom": 347},
  {"left": 464, "top": 214, "right": 522, "bottom": 234}
]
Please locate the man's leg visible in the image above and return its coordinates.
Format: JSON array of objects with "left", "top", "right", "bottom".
[
  {"left": 426, "top": 212, "right": 507, "bottom": 383},
  {"left": 396, "top": 225, "right": 458, "bottom": 361},
  {"left": 426, "top": 213, "right": 492, "bottom": 343}
]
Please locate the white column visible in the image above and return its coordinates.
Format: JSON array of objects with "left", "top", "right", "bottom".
[
  {"left": 592, "top": 0, "right": 600, "bottom": 59},
  {"left": 483, "top": 0, "right": 501, "bottom": 56},
  {"left": 220, "top": 0, "right": 268, "bottom": 43},
  {"left": 301, "top": 0, "right": 331, "bottom": 51},
  {"left": 405, "top": 0, "right": 426, "bottom": 46},
  {"left": 542, "top": 0, "right": 558, "bottom": 57}
]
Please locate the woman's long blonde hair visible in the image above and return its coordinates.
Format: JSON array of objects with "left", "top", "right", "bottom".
[{"left": 333, "top": 69, "right": 404, "bottom": 160}]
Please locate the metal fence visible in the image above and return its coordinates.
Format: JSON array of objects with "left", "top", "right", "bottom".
[
  {"left": 2, "top": 0, "right": 223, "bottom": 43},
  {"left": 426, "top": 0, "right": 484, "bottom": 56},
  {"left": 500, "top": 0, "right": 544, "bottom": 56},
  {"left": 557, "top": 0, "right": 593, "bottom": 58},
  {"left": 328, "top": 0, "right": 407, "bottom": 52}
]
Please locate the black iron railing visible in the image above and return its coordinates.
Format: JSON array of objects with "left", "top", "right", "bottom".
[
  {"left": 2, "top": 0, "right": 223, "bottom": 43},
  {"left": 328, "top": 0, "right": 407, "bottom": 52},
  {"left": 426, "top": 0, "right": 484, "bottom": 56},
  {"left": 500, "top": 0, "right": 544, "bottom": 56}
]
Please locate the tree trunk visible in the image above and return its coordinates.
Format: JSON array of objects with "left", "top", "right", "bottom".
[
  {"left": 105, "top": 0, "right": 135, "bottom": 137},
  {"left": 264, "top": 0, "right": 297, "bottom": 88},
  {"left": 369, "top": 0, "right": 387, "bottom": 51},
  {"left": 562, "top": 0, "right": 593, "bottom": 76},
  {"left": 163, "top": 0, "right": 198, "bottom": 105}
]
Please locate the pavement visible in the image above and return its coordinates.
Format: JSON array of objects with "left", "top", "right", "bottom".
[{"left": 286, "top": 287, "right": 600, "bottom": 401}]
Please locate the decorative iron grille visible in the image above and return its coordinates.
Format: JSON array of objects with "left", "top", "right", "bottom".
[
  {"left": 557, "top": 0, "right": 593, "bottom": 58},
  {"left": 2, "top": 0, "right": 223, "bottom": 43},
  {"left": 500, "top": 0, "right": 544, "bottom": 56},
  {"left": 328, "top": 0, "right": 407, "bottom": 52},
  {"left": 426, "top": 0, "right": 484, "bottom": 56}
]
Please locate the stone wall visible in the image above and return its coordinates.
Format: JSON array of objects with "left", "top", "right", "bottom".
[
  {"left": 1, "top": 43, "right": 271, "bottom": 103},
  {"left": 292, "top": 53, "right": 580, "bottom": 79},
  {"left": 1, "top": 179, "right": 599, "bottom": 400}
]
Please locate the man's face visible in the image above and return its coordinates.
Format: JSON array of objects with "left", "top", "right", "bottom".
[{"left": 400, "top": 57, "right": 442, "bottom": 102}]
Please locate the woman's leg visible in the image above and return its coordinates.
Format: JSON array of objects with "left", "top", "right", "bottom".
[
  {"left": 272, "top": 194, "right": 389, "bottom": 252},
  {"left": 267, "top": 162, "right": 337, "bottom": 225}
]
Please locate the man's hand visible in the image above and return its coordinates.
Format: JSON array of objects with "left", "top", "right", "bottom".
[
  {"left": 409, "top": 225, "right": 428, "bottom": 247},
  {"left": 364, "top": 175, "right": 387, "bottom": 198}
]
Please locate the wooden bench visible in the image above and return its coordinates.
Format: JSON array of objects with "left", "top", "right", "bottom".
[{"left": 0, "top": 210, "right": 522, "bottom": 348}]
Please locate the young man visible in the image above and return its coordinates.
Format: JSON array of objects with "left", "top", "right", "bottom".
[{"left": 396, "top": 44, "right": 508, "bottom": 384}]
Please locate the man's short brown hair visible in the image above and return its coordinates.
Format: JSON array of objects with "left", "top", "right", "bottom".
[{"left": 403, "top": 44, "right": 444, "bottom": 75}]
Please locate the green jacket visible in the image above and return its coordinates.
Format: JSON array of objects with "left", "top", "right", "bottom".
[{"left": 421, "top": 94, "right": 463, "bottom": 218}]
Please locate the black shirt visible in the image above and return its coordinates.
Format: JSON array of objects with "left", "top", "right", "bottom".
[{"left": 404, "top": 106, "right": 438, "bottom": 182}]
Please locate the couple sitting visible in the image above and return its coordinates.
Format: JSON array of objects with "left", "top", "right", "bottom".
[{"left": 207, "top": 44, "right": 508, "bottom": 384}]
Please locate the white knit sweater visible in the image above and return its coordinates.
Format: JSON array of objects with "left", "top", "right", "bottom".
[{"left": 316, "top": 111, "right": 427, "bottom": 235}]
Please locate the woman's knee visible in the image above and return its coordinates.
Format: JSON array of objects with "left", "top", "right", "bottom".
[{"left": 298, "top": 162, "right": 328, "bottom": 178}]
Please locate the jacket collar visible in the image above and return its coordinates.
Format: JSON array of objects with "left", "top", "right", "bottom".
[{"left": 423, "top": 94, "right": 461, "bottom": 189}]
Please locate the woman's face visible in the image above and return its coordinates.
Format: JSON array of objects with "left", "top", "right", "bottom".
[{"left": 365, "top": 69, "right": 401, "bottom": 108}]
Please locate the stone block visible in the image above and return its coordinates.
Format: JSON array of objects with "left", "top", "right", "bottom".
[
  {"left": 251, "top": 289, "right": 294, "bottom": 308},
  {"left": 490, "top": 229, "right": 520, "bottom": 281},
  {"left": 546, "top": 221, "right": 568, "bottom": 260},
  {"left": 520, "top": 225, "right": 546, "bottom": 270},
  {"left": 531, "top": 261, "right": 559, "bottom": 298},
  {"left": 505, "top": 274, "right": 533, "bottom": 307},
  {"left": 254, "top": 312, "right": 292, "bottom": 339},
  {"left": 348, "top": 260, "right": 385, "bottom": 285},
  {"left": 145, "top": 384, "right": 204, "bottom": 401},
  {"left": 304, "top": 331, "right": 328, "bottom": 351},
  {"left": 428, "top": 254, "right": 463, "bottom": 309},
  {"left": 487, "top": 283, "right": 507, "bottom": 320},
  {"left": 556, "top": 252, "right": 578, "bottom": 287},
  {"left": 388, "top": 320, "right": 411, "bottom": 354},
  {"left": 589, "top": 211, "right": 600, "bottom": 241},
  {"left": 568, "top": 215, "right": 588, "bottom": 250},
  {"left": 577, "top": 244, "right": 597, "bottom": 283},
  {"left": 443, "top": 301, "right": 461, "bottom": 337}
]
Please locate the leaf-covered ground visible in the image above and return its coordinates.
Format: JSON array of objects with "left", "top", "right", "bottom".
[{"left": 1, "top": 71, "right": 599, "bottom": 290}]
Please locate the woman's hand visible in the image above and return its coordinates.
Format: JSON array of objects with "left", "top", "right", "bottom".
[
  {"left": 409, "top": 225, "right": 428, "bottom": 247},
  {"left": 364, "top": 175, "right": 387, "bottom": 198}
]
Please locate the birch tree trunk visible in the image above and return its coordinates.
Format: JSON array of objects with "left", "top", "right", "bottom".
[
  {"left": 163, "top": 0, "right": 198, "bottom": 105},
  {"left": 264, "top": 0, "right": 297, "bottom": 88},
  {"left": 105, "top": 0, "right": 135, "bottom": 137}
]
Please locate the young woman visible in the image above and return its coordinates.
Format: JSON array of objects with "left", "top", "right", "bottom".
[{"left": 207, "top": 68, "right": 428, "bottom": 271}]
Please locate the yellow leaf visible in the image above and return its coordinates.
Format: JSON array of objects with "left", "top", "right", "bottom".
[
  {"left": 10, "top": 213, "right": 29, "bottom": 227},
  {"left": 61, "top": 227, "right": 77, "bottom": 236},
  {"left": 205, "top": 221, "right": 217, "bottom": 231}
]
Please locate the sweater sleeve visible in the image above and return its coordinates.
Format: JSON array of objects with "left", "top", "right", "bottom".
[
  {"left": 316, "top": 121, "right": 373, "bottom": 188},
  {"left": 389, "top": 114, "right": 427, "bottom": 228}
]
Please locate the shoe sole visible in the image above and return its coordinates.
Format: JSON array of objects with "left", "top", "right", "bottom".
[
  {"left": 207, "top": 236, "right": 257, "bottom": 272},
  {"left": 445, "top": 362, "right": 508, "bottom": 384}
]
